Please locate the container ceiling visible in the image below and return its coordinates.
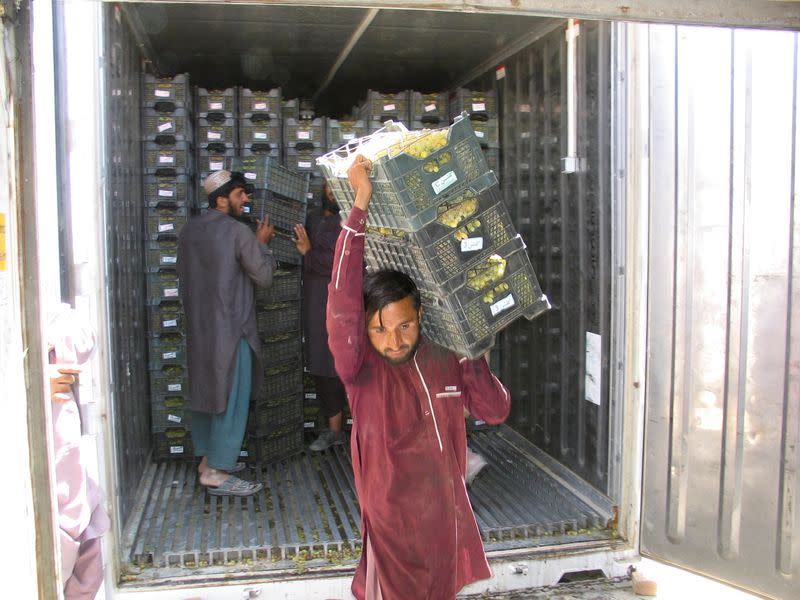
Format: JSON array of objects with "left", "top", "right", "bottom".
[{"left": 126, "top": 3, "right": 561, "bottom": 115}]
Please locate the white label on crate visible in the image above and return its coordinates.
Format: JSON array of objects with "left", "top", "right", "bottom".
[
  {"left": 461, "top": 237, "right": 484, "bottom": 252},
  {"left": 209, "top": 101, "right": 223, "bottom": 110},
  {"left": 158, "top": 189, "right": 174, "bottom": 197},
  {"left": 244, "top": 171, "right": 257, "bottom": 180},
  {"left": 158, "top": 121, "right": 173, "bottom": 132},
  {"left": 475, "top": 130, "right": 485, "bottom": 138},
  {"left": 490, "top": 293, "right": 515, "bottom": 317},
  {"left": 159, "top": 155, "right": 175, "bottom": 164},
  {"left": 585, "top": 331, "right": 601, "bottom": 406},
  {"left": 243, "top": 206, "right": 251, "bottom": 214},
  {"left": 299, "top": 161, "right": 312, "bottom": 168},
  {"left": 305, "top": 392, "right": 317, "bottom": 400},
  {"left": 240, "top": 450, "right": 249, "bottom": 457},
  {"left": 254, "top": 102, "right": 267, "bottom": 110},
  {"left": 155, "top": 89, "right": 171, "bottom": 98},
  {"left": 162, "top": 255, "right": 177, "bottom": 264},
  {"left": 167, "top": 414, "right": 182, "bottom": 423},
  {"left": 347, "top": 418, "right": 353, "bottom": 425},
  {"left": 474, "top": 419, "right": 487, "bottom": 426},
  {"left": 432, "top": 170, "right": 458, "bottom": 195},
  {"left": 207, "top": 131, "right": 222, "bottom": 140},
  {"left": 383, "top": 103, "right": 396, "bottom": 111},
  {"left": 304, "top": 421, "right": 315, "bottom": 429},
  {"left": 210, "top": 161, "right": 223, "bottom": 170},
  {"left": 170, "top": 445, "right": 184, "bottom": 454},
  {"left": 306, "top": 192, "right": 314, "bottom": 200},
  {"left": 521, "top": 131, "right": 531, "bottom": 139},
  {"left": 163, "top": 351, "right": 177, "bottom": 360},
  {"left": 158, "top": 223, "right": 175, "bottom": 232},
  {"left": 496, "top": 65, "right": 507, "bottom": 80},
  {"left": 163, "top": 319, "right": 177, "bottom": 328},
  {"left": 424, "top": 103, "right": 437, "bottom": 112},
  {"left": 254, "top": 132, "right": 268, "bottom": 140},
  {"left": 297, "top": 131, "right": 311, "bottom": 140},
  {"left": 342, "top": 132, "right": 355, "bottom": 140},
  {"left": 472, "top": 102, "right": 486, "bottom": 112},
  {"left": 518, "top": 103, "right": 531, "bottom": 113},
  {"left": 164, "top": 288, "right": 179, "bottom": 298},
  {"left": 168, "top": 383, "right": 183, "bottom": 392}
]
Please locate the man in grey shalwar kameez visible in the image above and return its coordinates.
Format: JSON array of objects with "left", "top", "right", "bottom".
[{"left": 178, "top": 170, "right": 277, "bottom": 496}]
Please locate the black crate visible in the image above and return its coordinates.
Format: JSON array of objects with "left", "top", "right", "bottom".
[
  {"left": 144, "top": 175, "right": 191, "bottom": 207},
  {"left": 259, "top": 359, "right": 303, "bottom": 401},
  {"left": 144, "top": 141, "right": 193, "bottom": 176},
  {"left": 256, "top": 301, "right": 301, "bottom": 336},
  {"left": 255, "top": 267, "right": 302, "bottom": 304},
  {"left": 230, "top": 155, "right": 309, "bottom": 202},
  {"left": 196, "top": 87, "right": 236, "bottom": 118},
  {"left": 153, "top": 430, "right": 194, "bottom": 461},
  {"left": 239, "top": 87, "right": 281, "bottom": 120},
  {"left": 147, "top": 333, "right": 187, "bottom": 369},
  {"left": 449, "top": 89, "right": 497, "bottom": 120},
  {"left": 197, "top": 117, "right": 237, "bottom": 149},
  {"left": 410, "top": 91, "right": 448, "bottom": 123},
  {"left": 147, "top": 302, "right": 184, "bottom": 336},
  {"left": 150, "top": 365, "right": 188, "bottom": 396},
  {"left": 248, "top": 392, "right": 303, "bottom": 436},
  {"left": 283, "top": 117, "right": 325, "bottom": 149},
  {"left": 142, "top": 107, "right": 192, "bottom": 143},
  {"left": 247, "top": 426, "right": 304, "bottom": 464},
  {"left": 151, "top": 395, "right": 192, "bottom": 432},
  {"left": 261, "top": 331, "right": 302, "bottom": 365},
  {"left": 146, "top": 270, "right": 180, "bottom": 304},
  {"left": 145, "top": 205, "right": 188, "bottom": 239},
  {"left": 358, "top": 90, "right": 410, "bottom": 122},
  {"left": 142, "top": 73, "right": 190, "bottom": 110},
  {"left": 145, "top": 239, "right": 179, "bottom": 272},
  {"left": 246, "top": 190, "right": 307, "bottom": 232}
]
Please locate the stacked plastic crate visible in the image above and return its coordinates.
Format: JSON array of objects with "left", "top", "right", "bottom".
[
  {"left": 283, "top": 105, "right": 326, "bottom": 204},
  {"left": 319, "top": 113, "right": 549, "bottom": 359},
  {"left": 450, "top": 89, "right": 500, "bottom": 176},
  {"left": 238, "top": 88, "right": 282, "bottom": 161},
  {"left": 409, "top": 91, "right": 448, "bottom": 129},
  {"left": 195, "top": 88, "right": 237, "bottom": 205},
  {"left": 142, "top": 73, "right": 195, "bottom": 460},
  {"left": 359, "top": 89, "right": 410, "bottom": 133}
]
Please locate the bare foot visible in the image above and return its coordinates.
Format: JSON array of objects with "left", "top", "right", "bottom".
[{"left": 199, "top": 467, "right": 231, "bottom": 488}]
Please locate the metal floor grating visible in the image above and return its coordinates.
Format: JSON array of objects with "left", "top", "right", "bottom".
[{"left": 121, "top": 426, "right": 615, "bottom": 576}]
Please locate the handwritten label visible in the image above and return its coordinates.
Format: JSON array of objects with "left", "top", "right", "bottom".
[
  {"left": 472, "top": 102, "right": 486, "bottom": 112},
  {"left": 383, "top": 103, "right": 396, "bottom": 111},
  {"left": 210, "top": 161, "right": 223, "bottom": 170},
  {"left": 158, "top": 223, "right": 175, "bottom": 232},
  {"left": 424, "top": 103, "right": 436, "bottom": 112},
  {"left": 157, "top": 121, "right": 173, "bottom": 132},
  {"left": 155, "top": 89, "right": 171, "bottom": 98},
  {"left": 297, "top": 131, "right": 311, "bottom": 140},
  {"left": 244, "top": 171, "right": 257, "bottom": 180},
  {"left": 167, "top": 383, "right": 183, "bottom": 392},
  {"left": 298, "top": 161, "right": 312, "bottom": 169},
  {"left": 158, "top": 189, "right": 174, "bottom": 197},
  {"left": 162, "top": 351, "right": 177, "bottom": 360},
  {"left": 162, "top": 256, "right": 177, "bottom": 264},
  {"left": 164, "top": 288, "right": 179, "bottom": 298},
  {"left": 167, "top": 414, "right": 182, "bottom": 423},
  {"left": 163, "top": 319, "right": 177, "bottom": 328},
  {"left": 342, "top": 132, "right": 355, "bottom": 140},
  {"left": 254, "top": 102, "right": 267, "bottom": 110},
  {"left": 475, "top": 130, "right": 485, "bottom": 138},
  {"left": 170, "top": 445, "right": 184, "bottom": 454},
  {"left": 490, "top": 294, "right": 515, "bottom": 317},
  {"left": 461, "top": 237, "right": 484, "bottom": 252},
  {"left": 209, "top": 101, "right": 223, "bottom": 110},
  {"left": 159, "top": 155, "right": 174, "bottom": 164},
  {"left": 254, "top": 131, "right": 267, "bottom": 140},
  {"left": 240, "top": 450, "right": 249, "bottom": 457},
  {"left": 431, "top": 170, "right": 457, "bottom": 195},
  {"left": 304, "top": 421, "right": 315, "bottom": 429},
  {"left": 207, "top": 131, "right": 222, "bottom": 140}
]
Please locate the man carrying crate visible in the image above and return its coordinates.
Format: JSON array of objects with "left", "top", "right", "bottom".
[
  {"left": 178, "top": 170, "right": 276, "bottom": 497},
  {"left": 327, "top": 156, "right": 511, "bottom": 599}
]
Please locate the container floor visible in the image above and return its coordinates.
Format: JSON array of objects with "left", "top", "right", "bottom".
[{"left": 120, "top": 425, "right": 615, "bottom": 580}]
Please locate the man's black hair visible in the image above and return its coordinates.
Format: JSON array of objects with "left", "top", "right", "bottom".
[
  {"left": 207, "top": 172, "right": 253, "bottom": 208},
  {"left": 363, "top": 269, "right": 421, "bottom": 324}
]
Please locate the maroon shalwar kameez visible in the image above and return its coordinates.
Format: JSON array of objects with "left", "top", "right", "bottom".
[{"left": 326, "top": 206, "right": 511, "bottom": 600}]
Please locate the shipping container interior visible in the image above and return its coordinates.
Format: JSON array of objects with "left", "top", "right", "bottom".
[{"left": 105, "top": 2, "right": 618, "bottom": 584}]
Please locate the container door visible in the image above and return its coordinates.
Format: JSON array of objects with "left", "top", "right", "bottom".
[{"left": 641, "top": 24, "right": 800, "bottom": 599}]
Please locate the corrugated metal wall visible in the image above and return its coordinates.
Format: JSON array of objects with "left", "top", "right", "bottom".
[
  {"left": 641, "top": 25, "right": 800, "bottom": 599},
  {"left": 103, "top": 4, "right": 150, "bottom": 523},
  {"left": 491, "top": 21, "right": 613, "bottom": 493}
]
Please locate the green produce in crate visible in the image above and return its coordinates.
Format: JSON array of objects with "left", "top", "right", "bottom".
[
  {"left": 436, "top": 191, "right": 479, "bottom": 228},
  {"left": 453, "top": 218, "right": 481, "bottom": 241},
  {"left": 366, "top": 225, "right": 407, "bottom": 239},
  {"left": 481, "top": 282, "right": 511, "bottom": 304},
  {"left": 422, "top": 151, "right": 451, "bottom": 174},
  {"left": 466, "top": 255, "right": 507, "bottom": 291}
]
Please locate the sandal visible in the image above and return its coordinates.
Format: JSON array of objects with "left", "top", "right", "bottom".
[{"left": 206, "top": 475, "right": 263, "bottom": 497}]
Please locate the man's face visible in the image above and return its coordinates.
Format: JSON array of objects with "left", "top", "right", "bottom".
[
  {"left": 366, "top": 295, "right": 422, "bottom": 365},
  {"left": 220, "top": 186, "right": 250, "bottom": 216}
]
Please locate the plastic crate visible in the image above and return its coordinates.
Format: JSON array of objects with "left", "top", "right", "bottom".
[
  {"left": 230, "top": 155, "right": 309, "bottom": 202},
  {"left": 197, "top": 147, "right": 236, "bottom": 173},
  {"left": 246, "top": 190, "right": 307, "bottom": 232},
  {"left": 472, "top": 118, "right": 499, "bottom": 148},
  {"left": 151, "top": 395, "right": 192, "bottom": 432},
  {"left": 358, "top": 90, "right": 410, "bottom": 122},
  {"left": 247, "top": 426, "right": 304, "bottom": 464},
  {"left": 196, "top": 88, "right": 236, "bottom": 117},
  {"left": 267, "top": 230, "right": 302, "bottom": 265},
  {"left": 145, "top": 238, "right": 179, "bottom": 271},
  {"left": 153, "top": 430, "right": 194, "bottom": 460},
  {"left": 149, "top": 365, "right": 188, "bottom": 396},
  {"left": 255, "top": 267, "right": 302, "bottom": 303},
  {"left": 144, "top": 141, "right": 193, "bottom": 176},
  {"left": 145, "top": 205, "right": 188, "bottom": 239},
  {"left": 147, "top": 302, "right": 184, "bottom": 336},
  {"left": 142, "top": 107, "right": 192, "bottom": 143},
  {"left": 421, "top": 245, "right": 550, "bottom": 358},
  {"left": 449, "top": 89, "right": 497, "bottom": 120},
  {"left": 303, "top": 399, "right": 321, "bottom": 431},
  {"left": 239, "top": 146, "right": 282, "bottom": 160},
  {"left": 261, "top": 331, "right": 302, "bottom": 364},
  {"left": 284, "top": 147, "right": 324, "bottom": 174},
  {"left": 483, "top": 148, "right": 500, "bottom": 174},
  {"left": 197, "top": 117, "right": 237, "bottom": 149},
  {"left": 410, "top": 91, "right": 448, "bottom": 123},
  {"left": 146, "top": 270, "right": 180, "bottom": 304},
  {"left": 239, "top": 87, "right": 281, "bottom": 120},
  {"left": 283, "top": 117, "right": 325, "bottom": 149},
  {"left": 144, "top": 175, "right": 191, "bottom": 207},
  {"left": 320, "top": 115, "right": 494, "bottom": 231},
  {"left": 327, "top": 119, "right": 367, "bottom": 149},
  {"left": 142, "top": 74, "right": 190, "bottom": 110},
  {"left": 281, "top": 98, "right": 299, "bottom": 121},
  {"left": 259, "top": 359, "right": 303, "bottom": 401},
  {"left": 239, "top": 117, "right": 281, "bottom": 148},
  {"left": 248, "top": 392, "right": 303, "bottom": 436},
  {"left": 147, "top": 333, "right": 186, "bottom": 369},
  {"left": 256, "top": 301, "right": 301, "bottom": 336}
]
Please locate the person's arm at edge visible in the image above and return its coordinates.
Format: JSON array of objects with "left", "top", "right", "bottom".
[
  {"left": 238, "top": 221, "right": 277, "bottom": 288},
  {"left": 460, "top": 354, "right": 511, "bottom": 425}
]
